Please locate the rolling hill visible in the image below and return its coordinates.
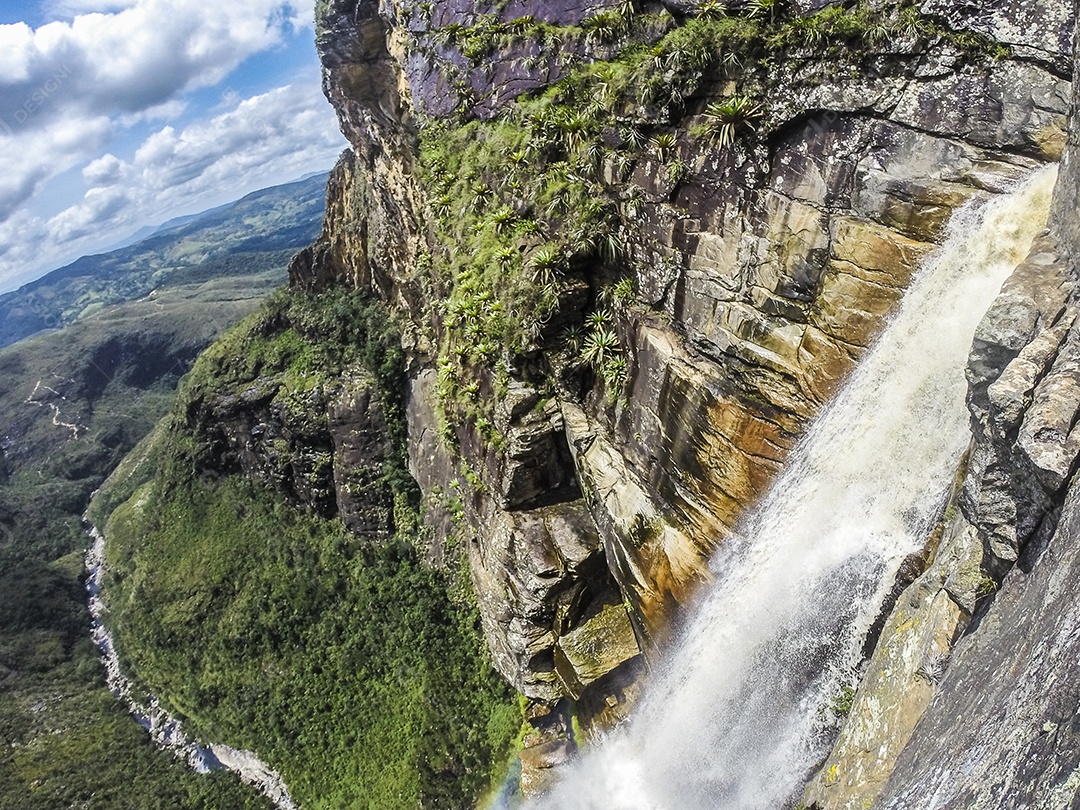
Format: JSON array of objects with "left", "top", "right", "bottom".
[{"left": 0, "top": 172, "right": 327, "bottom": 349}]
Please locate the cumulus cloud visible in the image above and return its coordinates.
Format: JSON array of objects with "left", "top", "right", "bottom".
[
  {"left": 1, "top": 0, "right": 312, "bottom": 122},
  {"left": 47, "top": 184, "right": 131, "bottom": 242},
  {"left": 0, "top": 0, "right": 340, "bottom": 293},
  {"left": 0, "top": 0, "right": 314, "bottom": 216},
  {"left": 131, "top": 85, "right": 340, "bottom": 191},
  {"left": 82, "top": 153, "right": 125, "bottom": 186},
  {"left": 0, "top": 112, "right": 112, "bottom": 219},
  {"left": 0, "top": 80, "right": 344, "bottom": 292}
]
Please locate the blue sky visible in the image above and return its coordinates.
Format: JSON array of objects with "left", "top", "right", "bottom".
[{"left": 0, "top": 0, "right": 347, "bottom": 293}]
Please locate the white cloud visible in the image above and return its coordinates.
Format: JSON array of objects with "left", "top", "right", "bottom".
[
  {"left": 117, "top": 98, "right": 189, "bottom": 126},
  {"left": 47, "top": 184, "right": 132, "bottom": 242},
  {"left": 82, "top": 153, "right": 125, "bottom": 185},
  {"left": 0, "top": 113, "right": 112, "bottom": 219},
  {"left": 1, "top": 1, "right": 311, "bottom": 120},
  {"left": 0, "top": 208, "right": 39, "bottom": 263},
  {"left": 0, "top": 0, "right": 314, "bottom": 218},
  {"left": 0, "top": 80, "right": 344, "bottom": 292},
  {"left": 130, "top": 85, "right": 339, "bottom": 191},
  {"left": 0, "top": 1, "right": 339, "bottom": 294},
  {"left": 133, "top": 82, "right": 344, "bottom": 196},
  {"left": 44, "top": 1, "right": 138, "bottom": 16}
]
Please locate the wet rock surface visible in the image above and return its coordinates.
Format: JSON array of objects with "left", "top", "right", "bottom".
[
  {"left": 873, "top": 481, "right": 1080, "bottom": 809},
  {"left": 804, "top": 17, "right": 1080, "bottom": 806},
  {"left": 804, "top": 216, "right": 1078, "bottom": 810},
  {"left": 305, "top": 0, "right": 1077, "bottom": 783},
  {"left": 863, "top": 19, "right": 1080, "bottom": 806}
]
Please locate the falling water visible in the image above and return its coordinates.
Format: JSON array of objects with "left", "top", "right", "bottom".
[{"left": 536, "top": 165, "right": 1059, "bottom": 810}]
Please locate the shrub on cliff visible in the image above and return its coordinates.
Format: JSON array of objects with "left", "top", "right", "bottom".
[{"left": 95, "top": 290, "right": 522, "bottom": 809}]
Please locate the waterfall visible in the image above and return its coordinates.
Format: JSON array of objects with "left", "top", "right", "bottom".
[{"left": 535, "top": 165, "right": 1059, "bottom": 810}]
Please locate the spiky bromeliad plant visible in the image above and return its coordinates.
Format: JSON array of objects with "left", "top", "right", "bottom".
[
  {"left": 528, "top": 245, "right": 564, "bottom": 284},
  {"left": 582, "top": 9, "right": 629, "bottom": 47},
  {"left": 600, "top": 355, "right": 628, "bottom": 389},
  {"left": 748, "top": 0, "right": 782, "bottom": 24},
  {"left": 702, "top": 94, "right": 763, "bottom": 147},
  {"left": 581, "top": 326, "right": 620, "bottom": 368},
  {"left": 697, "top": 0, "right": 726, "bottom": 20},
  {"left": 650, "top": 132, "right": 679, "bottom": 162}
]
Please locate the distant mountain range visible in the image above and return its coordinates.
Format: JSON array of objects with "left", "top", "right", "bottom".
[
  {"left": 0, "top": 172, "right": 328, "bottom": 349},
  {"left": 100, "top": 204, "right": 235, "bottom": 252}
]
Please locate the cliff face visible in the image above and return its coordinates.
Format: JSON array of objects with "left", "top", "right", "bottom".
[
  {"left": 818, "top": 17, "right": 1080, "bottom": 809},
  {"left": 801, "top": 178, "right": 1076, "bottom": 810},
  {"left": 300, "top": 0, "right": 1076, "bottom": 795}
]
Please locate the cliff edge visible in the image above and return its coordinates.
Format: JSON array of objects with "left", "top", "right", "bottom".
[{"left": 300, "top": 0, "right": 1075, "bottom": 794}]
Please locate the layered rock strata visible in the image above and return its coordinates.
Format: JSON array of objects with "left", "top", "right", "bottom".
[
  {"left": 301, "top": 0, "right": 1075, "bottom": 787},
  {"left": 804, "top": 12, "right": 1080, "bottom": 807},
  {"left": 860, "top": 227, "right": 1080, "bottom": 809}
]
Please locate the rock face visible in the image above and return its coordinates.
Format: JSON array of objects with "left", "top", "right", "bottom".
[
  {"left": 864, "top": 15, "right": 1080, "bottom": 807},
  {"left": 802, "top": 15, "right": 1080, "bottom": 808},
  {"left": 920, "top": 0, "right": 1074, "bottom": 70},
  {"left": 844, "top": 227, "right": 1080, "bottom": 809},
  {"left": 802, "top": 230, "right": 1077, "bottom": 810},
  {"left": 183, "top": 364, "right": 396, "bottom": 537},
  {"left": 873, "top": 491, "right": 1080, "bottom": 810},
  {"left": 299, "top": 0, "right": 1077, "bottom": 791}
]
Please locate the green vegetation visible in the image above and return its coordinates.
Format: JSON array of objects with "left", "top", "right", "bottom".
[
  {"left": 432, "top": 14, "right": 570, "bottom": 64},
  {"left": 830, "top": 684, "right": 857, "bottom": 717},
  {"left": 417, "top": 64, "right": 641, "bottom": 435},
  {"left": 95, "top": 288, "right": 522, "bottom": 809},
  {"left": 412, "top": 0, "right": 1009, "bottom": 444},
  {"left": 0, "top": 266, "right": 288, "bottom": 564},
  {"left": 103, "top": 473, "right": 518, "bottom": 809},
  {"left": 0, "top": 250, "right": 294, "bottom": 806},
  {"left": 420, "top": 0, "right": 1009, "bottom": 129},
  {"left": 975, "top": 571, "right": 999, "bottom": 599},
  {"left": 176, "top": 286, "right": 417, "bottom": 516},
  {"left": 0, "top": 558, "right": 272, "bottom": 810},
  {"left": 419, "top": 109, "right": 622, "bottom": 360},
  {"left": 700, "top": 94, "right": 764, "bottom": 146},
  {"left": 0, "top": 3, "right": 1018, "bottom": 804},
  {"left": 0, "top": 172, "right": 326, "bottom": 349},
  {"left": 580, "top": 314, "right": 628, "bottom": 392}
]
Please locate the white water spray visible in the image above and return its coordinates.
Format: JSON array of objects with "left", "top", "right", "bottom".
[{"left": 536, "top": 165, "right": 1059, "bottom": 810}]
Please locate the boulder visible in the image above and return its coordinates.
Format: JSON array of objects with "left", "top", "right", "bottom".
[{"left": 554, "top": 600, "right": 642, "bottom": 698}]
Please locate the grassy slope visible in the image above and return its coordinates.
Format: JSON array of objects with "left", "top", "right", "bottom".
[
  {"left": 0, "top": 270, "right": 287, "bottom": 561},
  {"left": 94, "top": 290, "right": 522, "bottom": 810},
  {"left": 0, "top": 258, "right": 301, "bottom": 803}
]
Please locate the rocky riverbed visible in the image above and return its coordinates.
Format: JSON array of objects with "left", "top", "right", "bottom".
[{"left": 84, "top": 526, "right": 297, "bottom": 810}]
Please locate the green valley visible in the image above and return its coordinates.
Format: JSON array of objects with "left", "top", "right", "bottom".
[
  {"left": 0, "top": 175, "right": 327, "bottom": 809},
  {"left": 91, "top": 288, "right": 522, "bottom": 810}
]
